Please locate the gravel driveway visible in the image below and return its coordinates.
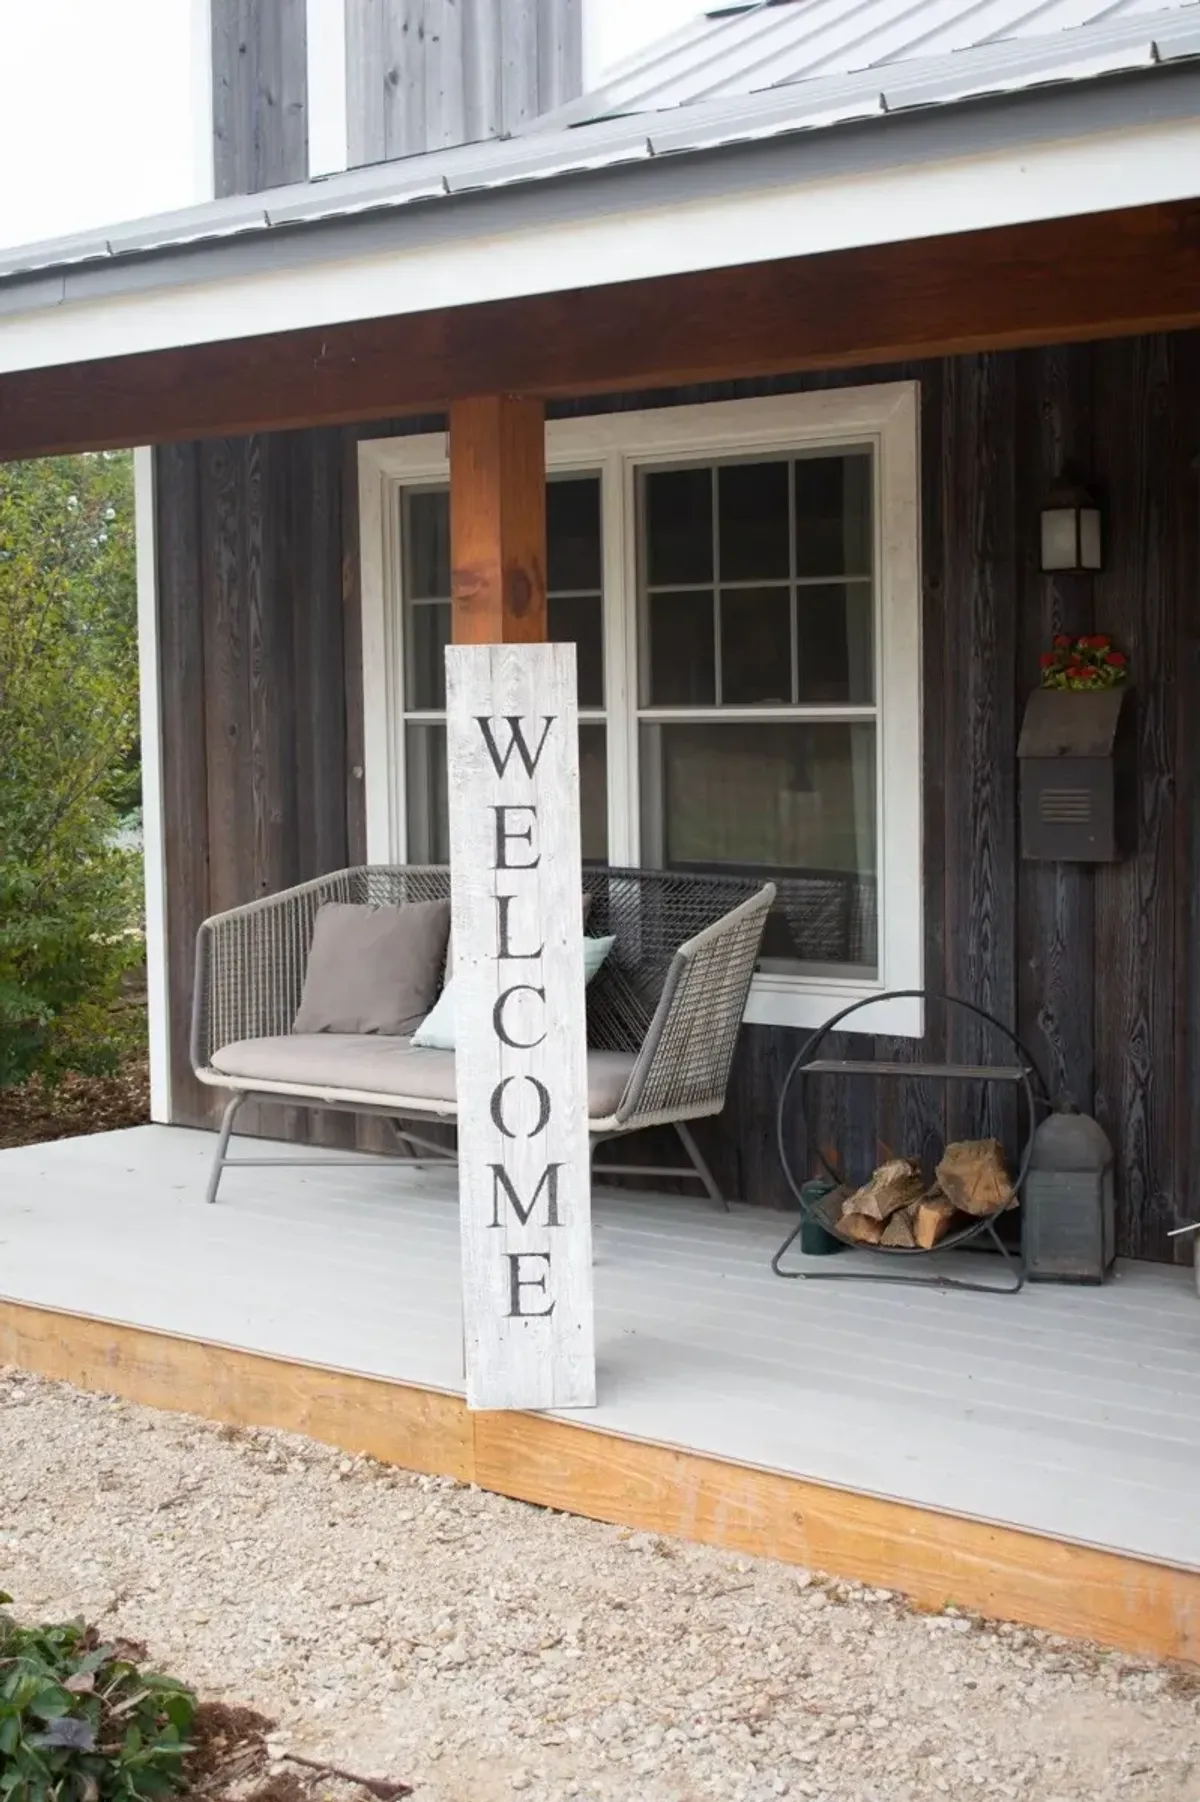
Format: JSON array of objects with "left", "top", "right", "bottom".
[{"left": 2, "top": 1368, "right": 1196, "bottom": 1802}]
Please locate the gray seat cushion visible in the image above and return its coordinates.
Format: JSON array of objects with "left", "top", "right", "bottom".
[{"left": 209, "top": 1034, "right": 636, "bottom": 1119}]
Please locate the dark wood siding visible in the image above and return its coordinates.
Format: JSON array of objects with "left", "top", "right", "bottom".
[{"left": 157, "top": 334, "right": 1200, "bottom": 1262}]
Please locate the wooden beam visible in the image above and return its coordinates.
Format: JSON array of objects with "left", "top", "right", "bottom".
[
  {"left": 3, "top": 203, "right": 1200, "bottom": 461},
  {"left": 449, "top": 395, "right": 547, "bottom": 644},
  {"left": 4, "top": 1293, "right": 1200, "bottom": 1666}
]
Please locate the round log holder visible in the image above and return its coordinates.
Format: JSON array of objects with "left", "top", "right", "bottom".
[{"left": 771, "top": 991, "right": 1045, "bottom": 1295}]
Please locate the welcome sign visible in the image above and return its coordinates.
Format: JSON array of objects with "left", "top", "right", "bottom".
[{"left": 445, "top": 641, "right": 596, "bottom": 1412}]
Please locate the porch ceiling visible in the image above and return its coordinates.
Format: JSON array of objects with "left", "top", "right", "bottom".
[{"left": 1, "top": 199, "right": 1200, "bottom": 461}]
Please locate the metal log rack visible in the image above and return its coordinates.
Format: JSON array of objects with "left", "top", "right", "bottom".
[{"left": 771, "top": 990, "right": 1046, "bottom": 1295}]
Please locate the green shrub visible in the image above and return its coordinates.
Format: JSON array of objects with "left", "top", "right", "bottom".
[
  {"left": 0, "top": 1600, "right": 196, "bottom": 1802},
  {"left": 0, "top": 454, "right": 141, "bottom": 1087}
]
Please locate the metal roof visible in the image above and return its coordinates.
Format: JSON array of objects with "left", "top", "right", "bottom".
[
  {"left": 544, "top": 0, "right": 1200, "bottom": 124},
  {"left": 0, "top": 1, "right": 1197, "bottom": 292}
]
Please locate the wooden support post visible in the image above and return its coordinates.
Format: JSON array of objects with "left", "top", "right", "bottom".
[{"left": 450, "top": 395, "right": 547, "bottom": 645}]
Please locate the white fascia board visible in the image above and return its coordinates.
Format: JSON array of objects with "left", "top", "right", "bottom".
[{"left": 0, "top": 110, "right": 1198, "bottom": 378}]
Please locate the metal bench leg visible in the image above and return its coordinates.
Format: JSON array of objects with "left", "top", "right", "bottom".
[
  {"left": 206, "top": 1092, "right": 245, "bottom": 1205},
  {"left": 675, "top": 1122, "right": 729, "bottom": 1213}
]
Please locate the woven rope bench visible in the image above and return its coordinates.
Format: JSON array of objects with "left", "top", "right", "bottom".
[{"left": 191, "top": 865, "right": 774, "bottom": 1207}]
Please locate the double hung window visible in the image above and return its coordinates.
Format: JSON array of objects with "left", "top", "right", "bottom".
[{"left": 360, "top": 385, "right": 921, "bottom": 1031}]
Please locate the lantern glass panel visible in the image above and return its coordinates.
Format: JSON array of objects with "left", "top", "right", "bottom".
[
  {"left": 1078, "top": 507, "right": 1102, "bottom": 571},
  {"left": 1041, "top": 507, "right": 1079, "bottom": 572}
]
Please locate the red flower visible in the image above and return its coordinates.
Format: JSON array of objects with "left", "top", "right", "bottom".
[
  {"left": 1053, "top": 634, "right": 1071, "bottom": 650},
  {"left": 1090, "top": 635, "right": 1112, "bottom": 649},
  {"left": 1107, "top": 651, "right": 1127, "bottom": 665},
  {"left": 1039, "top": 653, "right": 1057, "bottom": 668}
]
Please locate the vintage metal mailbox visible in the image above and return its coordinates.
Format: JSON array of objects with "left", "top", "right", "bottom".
[{"left": 1018, "top": 687, "right": 1133, "bottom": 862}]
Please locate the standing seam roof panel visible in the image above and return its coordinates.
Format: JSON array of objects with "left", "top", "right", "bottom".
[{"left": 555, "top": 0, "right": 1199, "bottom": 117}]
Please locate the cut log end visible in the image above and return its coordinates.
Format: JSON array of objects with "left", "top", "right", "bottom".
[
  {"left": 935, "top": 1138, "right": 1015, "bottom": 1218},
  {"left": 914, "top": 1194, "right": 959, "bottom": 1250},
  {"left": 843, "top": 1157, "right": 924, "bottom": 1222},
  {"left": 839, "top": 1212, "right": 885, "bottom": 1245}
]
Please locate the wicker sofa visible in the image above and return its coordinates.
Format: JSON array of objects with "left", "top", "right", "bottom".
[{"left": 191, "top": 865, "right": 775, "bottom": 1206}]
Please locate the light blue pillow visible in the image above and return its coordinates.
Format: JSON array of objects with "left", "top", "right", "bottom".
[{"left": 412, "top": 936, "right": 615, "bottom": 1052}]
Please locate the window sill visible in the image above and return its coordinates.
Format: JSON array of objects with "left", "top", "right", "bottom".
[{"left": 744, "top": 973, "right": 923, "bottom": 1037}]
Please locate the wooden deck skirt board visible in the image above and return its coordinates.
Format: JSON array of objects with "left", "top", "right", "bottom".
[{"left": 3, "top": 1290, "right": 1199, "bottom": 1667}]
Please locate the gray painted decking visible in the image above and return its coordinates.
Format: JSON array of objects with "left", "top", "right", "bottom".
[{"left": 1, "top": 1125, "right": 1197, "bottom": 1571}]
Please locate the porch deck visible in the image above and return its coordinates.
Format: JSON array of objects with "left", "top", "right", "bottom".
[{"left": 3, "top": 1126, "right": 1200, "bottom": 1660}]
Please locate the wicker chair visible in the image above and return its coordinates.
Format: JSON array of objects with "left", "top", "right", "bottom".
[{"left": 192, "top": 865, "right": 775, "bottom": 1207}]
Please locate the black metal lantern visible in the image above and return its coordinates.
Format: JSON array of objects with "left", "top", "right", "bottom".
[{"left": 1040, "top": 483, "right": 1102, "bottom": 573}]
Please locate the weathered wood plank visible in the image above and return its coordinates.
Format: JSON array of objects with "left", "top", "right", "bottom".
[
  {"left": 446, "top": 643, "right": 594, "bottom": 1410},
  {"left": 941, "top": 353, "right": 1019, "bottom": 1151},
  {"left": 1172, "top": 329, "right": 1200, "bottom": 1256},
  {"left": 211, "top": 0, "right": 308, "bottom": 198},
  {"left": 1094, "top": 337, "right": 1178, "bottom": 1261},
  {"left": 345, "top": 0, "right": 582, "bottom": 165},
  {"left": 1014, "top": 344, "right": 1096, "bottom": 1115},
  {"left": 345, "top": 0, "right": 388, "bottom": 169}
]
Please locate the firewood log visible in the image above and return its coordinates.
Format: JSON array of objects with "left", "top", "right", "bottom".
[
  {"left": 880, "top": 1207, "right": 918, "bottom": 1249},
  {"left": 935, "top": 1139, "right": 1015, "bottom": 1217},
  {"left": 842, "top": 1157, "right": 924, "bottom": 1222},
  {"left": 914, "top": 1195, "right": 959, "bottom": 1250},
  {"left": 839, "top": 1212, "right": 885, "bottom": 1245}
]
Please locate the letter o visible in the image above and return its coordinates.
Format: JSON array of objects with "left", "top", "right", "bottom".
[{"left": 490, "top": 1075, "right": 551, "bottom": 1140}]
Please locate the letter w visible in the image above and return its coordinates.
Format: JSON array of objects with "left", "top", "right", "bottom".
[
  {"left": 490, "top": 1164, "right": 563, "bottom": 1228},
  {"left": 476, "top": 716, "right": 554, "bottom": 779}
]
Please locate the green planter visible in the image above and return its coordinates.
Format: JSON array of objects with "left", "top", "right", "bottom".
[{"left": 798, "top": 1178, "right": 847, "bottom": 1256}]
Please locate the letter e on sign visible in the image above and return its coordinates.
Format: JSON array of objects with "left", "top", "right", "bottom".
[{"left": 445, "top": 642, "right": 595, "bottom": 1411}]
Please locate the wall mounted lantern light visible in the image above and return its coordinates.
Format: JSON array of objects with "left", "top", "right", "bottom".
[{"left": 1040, "top": 483, "right": 1103, "bottom": 573}]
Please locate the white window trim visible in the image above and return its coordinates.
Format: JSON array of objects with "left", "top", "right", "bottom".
[{"left": 358, "top": 383, "right": 923, "bottom": 1036}]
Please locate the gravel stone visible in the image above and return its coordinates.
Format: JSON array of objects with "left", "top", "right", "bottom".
[{"left": 2, "top": 1369, "right": 1198, "bottom": 1802}]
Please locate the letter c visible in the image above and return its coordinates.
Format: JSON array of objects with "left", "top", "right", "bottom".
[{"left": 493, "top": 985, "right": 546, "bottom": 1049}]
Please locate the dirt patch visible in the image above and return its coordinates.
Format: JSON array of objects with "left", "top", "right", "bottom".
[{"left": 0, "top": 1057, "right": 149, "bottom": 1150}]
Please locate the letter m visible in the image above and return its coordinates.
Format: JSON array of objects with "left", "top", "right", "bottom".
[
  {"left": 489, "top": 1164, "right": 563, "bottom": 1228},
  {"left": 476, "top": 716, "right": 554, "bottom": 778}
]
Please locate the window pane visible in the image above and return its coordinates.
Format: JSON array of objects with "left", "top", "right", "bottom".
[
  {"left": 549, "top": 593, "right": 604, "bottom": 708},
  {"left": 720, "top": 586, "right": 792, "bottom": 705},
  {"left": 718, "top": 460, "right": 789, "bottom": 582},
  {"left": 646, "top": 591, "right": 716, "bottom": 705},
  {"left": 407, "top": 599, "right": 451, "bottom": 711},
  {"left": 796, "top": 582, "right": 874, "bottom": 704},
  {"left": 548, "top": 476, "right": 601, "bottom": 591},
  {"left": 406, "top": 722, "right": 607, "bottom": 868},
  {"left": 406, "top": 489, "right": 451, "bottom": 599},
  {"left": 405, "top": 722, "right": 450, "bottom": 864},
  {"left": 644, "top": 467, "right": 712, "bottom": 585},
  {"left": 794, "top": 453, "right": 872, "bottom": 579},
  {"left": 639, "top": 720, "right": 877, "bottom": 971},
  {"left": 580, "top": 724, "right": 608, "bottom": 864}
]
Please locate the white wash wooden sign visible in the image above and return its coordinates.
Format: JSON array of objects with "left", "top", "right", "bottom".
[{"left": 445, "top": 641, "right": 596, "bottom": 1412}]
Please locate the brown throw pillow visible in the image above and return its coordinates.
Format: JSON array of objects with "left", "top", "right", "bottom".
[{"left": 293, "top": 899, "right": 451, "bottom": 1036}]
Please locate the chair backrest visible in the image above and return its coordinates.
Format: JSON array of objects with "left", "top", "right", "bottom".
[{"left": 193, "top": 863, "right": 769, "bottom": 1068}]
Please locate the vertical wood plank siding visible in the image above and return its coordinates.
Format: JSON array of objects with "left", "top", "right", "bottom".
[
  {"left": 211, "top": 0, "right": 308, "bottom": 197},
  {"left": 345, "top": 0, "right": 582, "bottom": 165},
  {"left": 156, "top": 336, "right": 1200, "bottom": 1262}
]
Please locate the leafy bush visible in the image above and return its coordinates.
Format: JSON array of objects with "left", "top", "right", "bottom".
[
  {"left": 0, "top": 454, "right": 142, "bottom": 1087},
  {"left": 0, "top": 1600, "right": 195, "bottom": 1802}
]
